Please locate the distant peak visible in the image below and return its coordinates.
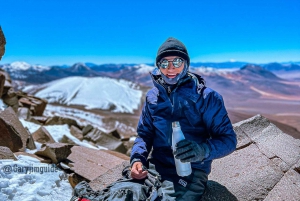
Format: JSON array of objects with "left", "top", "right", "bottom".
[
  {"left": 11, "top": 61, "right": 31, "bottom": 70},
  {"left": 239, "top": 64, "right": 279, "bottom": 79},
  {"left": 70, "top": 62, "right": 91, "bottom": 71}
]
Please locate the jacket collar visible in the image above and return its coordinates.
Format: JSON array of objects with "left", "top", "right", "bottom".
[{"left": 150, "top": 68, "right": 206, "bottom": 103}]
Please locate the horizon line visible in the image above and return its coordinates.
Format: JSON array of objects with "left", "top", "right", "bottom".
[{"left": 1, "top": 60, "right": 300, "bottom": 67}]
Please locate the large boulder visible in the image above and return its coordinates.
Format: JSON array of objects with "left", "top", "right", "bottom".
[
  {"left": 35, "top": 143, "right": 73, "bottom": 164},
  {"left": 0, "top": 107, "right": 29, "bottom": 152},
  {"left": 204, "top": 114, "right": 300, "bottom": 201},
  {"left": 67, "top": 146, "right": 128, "bottom": 182},
  {"left": 209, "top": 144, "right": 283, "bottom": 200}
]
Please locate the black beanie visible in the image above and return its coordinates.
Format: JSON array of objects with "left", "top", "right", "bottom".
[{"left": 156, "top": 37, "right": 190, "bottom": 67}]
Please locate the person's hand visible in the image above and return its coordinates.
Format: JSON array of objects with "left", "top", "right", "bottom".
[
  {"left": 130, "top": 162, "right": 148, "bottom": 179},
  {"left": 174, "top": 139, "right": 209, "bottom": 162}
]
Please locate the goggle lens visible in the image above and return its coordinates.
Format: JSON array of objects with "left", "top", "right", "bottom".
[{"left": 159, "top": 58, "right": 183, "bottom": 69}]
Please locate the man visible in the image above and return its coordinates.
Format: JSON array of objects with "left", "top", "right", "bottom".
[{"left": 130, "top": 37, "right": 237, "bottom": 200}]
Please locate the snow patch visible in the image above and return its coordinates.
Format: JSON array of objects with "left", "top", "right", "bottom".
[{"left": 0, "top": 156, "right": 73, "bottom": 200}]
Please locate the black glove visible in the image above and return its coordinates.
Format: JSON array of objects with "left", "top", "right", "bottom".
[{"left": 174, "top": 139, "right": 210, "bottom": 163}]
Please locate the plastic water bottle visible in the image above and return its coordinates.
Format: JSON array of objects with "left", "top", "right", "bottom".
[{"left": 172, "top": 121, "right": 192, "bottom": 177}]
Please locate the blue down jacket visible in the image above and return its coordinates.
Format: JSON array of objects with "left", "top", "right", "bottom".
[{"left": 130, "top": 70, "right": 237, "bottom": 174}]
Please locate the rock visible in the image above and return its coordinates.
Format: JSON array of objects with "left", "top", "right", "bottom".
[
  {"left": 102, "top": 150, "right": 130, "bottom": 160},
  {"left": 68, "top": 173, "right": 87, "bottom": 189},
  {"left": 27, "top": 116, "right": 43, "bottom": 125},
  {"left": 264, "top": 169, "right": 300, "bottom": 201},
  {"left": 0, "top": 146, "right": 17, "bottom": 160},
  {"left": 70, "top": 125, "right": 83, "bottom": 140},
  {"left": 19, "top": 96, "right": 47, "bottom": 116},
  {"left": 0, "top": 26, "right": 6, "bottom": 60},
  {"left": 233, "top": 125, "right": 251, "bottom": 149},
  {"left": 235, "top": 115, "right": 300, "bottom": 169},
  {"left": 209, "top": 144, "right": 283, "bottom": 201},
  {"left": 67, "top": 146, "right": 127, "bottom": 182},
  {"left": 45, "top": 116, "right": 79, "bottom": 128},
  {"left": 201, "top": 180, "right": 238, "bottom": 201},
  {"left": 26, "top": 128, "right": 37, "bottom": 150},
  {"left": 0, "top": 107, "right": 29, "bottom": 152},
  {"left": 234, "top": 114, "right": 270, "bottom": 140},
  {"left": 89, "top": 161, "right": 130, "bottom": 191},
  {"left": 17, "top": 107, "right": 31, "bottom": 119},
  {"left": 271, "top": 157, "right": 290, "bottom": 173},
  {"left": 82, "top": 124, "right": 93, "bottom": 136},
  {"left": 84, "top": 128, "right": 127, "bottom": 154},
  {"left": 14, "top": 152, "right": 51, "bottom": 163},
  {"left": 109, "top": 129, "right": 122, "bottom": 139},
  {"left": 293, "top": 159, "right": 300, "bottom": 174},
  {"left": 2, "top": 88, "right": 19, "bottom": 112},
  {"left": 32, "top": 126, "right": 56, "bottom": 144},
  {"left": 60, "top": 135, "right": 77, "bottom": 145},
  {"left": 29, "top": 116, "right": 48, "bottom": 124},
  {"left": 0, "top": 73, "right": 5, "bottom": 97},
  {"left": 35, "top": 143, "right": 73, "bottom": 164}
]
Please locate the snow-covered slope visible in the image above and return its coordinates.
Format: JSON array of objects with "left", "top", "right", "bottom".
[
  {"left": 135, "top": 64, "right": 154, "bottom": 74},
  {"left": 30, "top": 76, "right": 142, "bottom": 113}
]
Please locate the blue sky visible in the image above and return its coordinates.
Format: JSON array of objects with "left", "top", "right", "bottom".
[{"left": 0, "top": 0, "right": 299, "bottom": 65}]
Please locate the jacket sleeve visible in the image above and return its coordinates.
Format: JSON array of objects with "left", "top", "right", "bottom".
[
  {"left": 130, "top": 100, "right": 155, "bottom": 166},
  {"left": 202, "top": 89, "right": 237, "bottom": 161}
]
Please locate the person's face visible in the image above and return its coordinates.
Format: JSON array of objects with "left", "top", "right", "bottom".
[{"left": 159, "top": 56, "right": 185, "bottom": 79}]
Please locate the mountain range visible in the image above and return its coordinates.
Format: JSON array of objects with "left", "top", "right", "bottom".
[
  {"left": 1, "top": 61, "right": 300, "bottom": 85},
  {"left": 1, "top": 60, "right": 300, "bottom": 138}
]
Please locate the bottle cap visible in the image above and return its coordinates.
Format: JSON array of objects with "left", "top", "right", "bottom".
[{"left": 172, "top": 121, "right": 180, "bottom": 127}]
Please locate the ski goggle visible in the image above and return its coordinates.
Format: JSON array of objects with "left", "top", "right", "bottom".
[{"left": 158, "top": 57, "right": 184, "bottom": 69}]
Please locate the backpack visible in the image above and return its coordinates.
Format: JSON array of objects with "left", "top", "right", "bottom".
[{"left": 70, "top": 164, "right": 176, "bottom": 201}]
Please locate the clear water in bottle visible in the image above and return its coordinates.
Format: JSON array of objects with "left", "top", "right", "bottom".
[{"left": 172, "top": 121, "right": 192, "bottom": 177}]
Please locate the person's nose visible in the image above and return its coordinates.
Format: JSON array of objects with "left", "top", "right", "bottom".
[{"left": 167, "top": 62, "right": 175, "bottom": 70}]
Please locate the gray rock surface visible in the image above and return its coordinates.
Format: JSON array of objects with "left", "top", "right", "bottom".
[
  {"left": 203, "top": 114, "right": 300, "bottom": 201},
  {"left": 209, "top": 144, "right": 283, "bottom": 201},
  {"left": 264, "top": 169, "right": 300, "bottom": 201}
]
